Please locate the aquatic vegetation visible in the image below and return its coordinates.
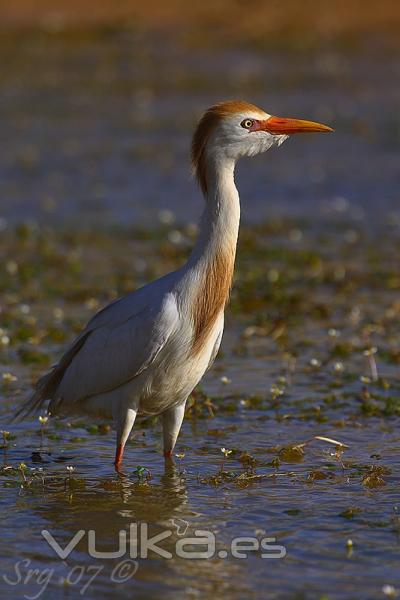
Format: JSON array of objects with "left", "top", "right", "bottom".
[
  {"left": 0, "top": 430, "right": 10, "bottom": 449},
  {"left": 0, "top": 217, "right": 399, "bottom": 599},
  {"left": 133, "top": 465, "right": 152, "bottom": 483},
  {"left": 362, "top": 465, "right": 390, "bottom": 489}
]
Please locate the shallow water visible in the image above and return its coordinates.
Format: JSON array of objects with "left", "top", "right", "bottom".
[{"left": 0, "top": 29, "right": 400, "bottom": 600}]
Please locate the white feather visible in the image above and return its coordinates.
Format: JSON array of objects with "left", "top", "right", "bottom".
[{"left": 16, "top": 101, "right": 298, "bottom": 467}]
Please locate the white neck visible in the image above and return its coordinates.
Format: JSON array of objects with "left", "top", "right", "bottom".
[
  {"left": 188, "top": 156, "right": 240, "bottom": 268},
  {"left": 182, "top": 154, "right": 240, "bottom": 356}
]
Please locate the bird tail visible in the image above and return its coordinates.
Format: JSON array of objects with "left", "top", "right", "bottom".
[
  {"left": 12, "top": 332, "right": 90, "bottom": 423},
  {"left": 12, "top": 367, "right": 62, "bottom": 422}
]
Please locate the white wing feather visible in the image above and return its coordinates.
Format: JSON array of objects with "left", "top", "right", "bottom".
[
  {"left": 15, "top": 273, "right": 181, "bottom": 419},
  {"left": 57, "top": 290, "right": 179, "bottom": 405}
]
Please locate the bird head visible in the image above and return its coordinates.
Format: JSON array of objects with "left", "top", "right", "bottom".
[{"left": 192, "top": 100, "right": 333, "bottom": 195}]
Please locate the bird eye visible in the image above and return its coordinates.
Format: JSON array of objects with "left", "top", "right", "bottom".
[{"left": 241, "top": 119, "right": 254, "bottom": 129}]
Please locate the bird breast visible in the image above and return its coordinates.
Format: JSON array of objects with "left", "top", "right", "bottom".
[{"left": 138, "top": 310, "right": 224, "bottom": 416}]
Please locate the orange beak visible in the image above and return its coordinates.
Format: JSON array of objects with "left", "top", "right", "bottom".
[{"left": 263, "top": 116, "right": 334, "bottom": 134}]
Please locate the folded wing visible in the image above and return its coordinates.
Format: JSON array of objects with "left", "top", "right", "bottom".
[
  {"left": 58, "top": 292, "right": 178, "bottom": 405},
  {"left": 14, "top": 286, "right": 179, "bottom": 419}
]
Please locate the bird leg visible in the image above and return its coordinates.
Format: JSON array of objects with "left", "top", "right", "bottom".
[
  {"left": 114, "top": 406, "right": 137, "bottom": 471},
  {"left": 162, "top": 401, "right": 186, "bottom": 460}
]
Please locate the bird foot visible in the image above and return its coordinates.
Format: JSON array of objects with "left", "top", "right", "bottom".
[
  {"left": 114, "top": 461, "right": 123, "bottom": 473},
  {"left": 114, "top": 444, "right": 124, "bottom": 473}
]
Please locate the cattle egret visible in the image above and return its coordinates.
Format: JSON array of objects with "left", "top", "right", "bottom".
[{"left": 16, "top": 100, "right": 333, "bottom": 470}]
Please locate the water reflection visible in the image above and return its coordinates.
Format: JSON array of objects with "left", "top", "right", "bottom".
[
  {"left": 16, "top": 463, "right": 254, "bottom": 599},
  {"left": 35, "top": 462, "right": 190, "bottom": 544}
]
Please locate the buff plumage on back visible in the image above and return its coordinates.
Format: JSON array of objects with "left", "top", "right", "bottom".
[{"left": 191, "top": 100, "right": 264, "bottom": 196}]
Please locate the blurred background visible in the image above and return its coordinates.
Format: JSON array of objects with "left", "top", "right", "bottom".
[
  {"left": 1, "top": 6, "right": 400, "bottom": 599},
  {"left": 0, "top": 0, "right": 399, "bottom": 229}
]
